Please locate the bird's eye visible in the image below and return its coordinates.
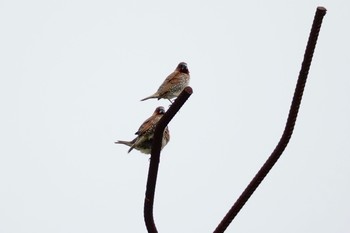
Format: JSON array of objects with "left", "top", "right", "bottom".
[{"left": 156, "top": 107, "right": 165, "bottom": 114}]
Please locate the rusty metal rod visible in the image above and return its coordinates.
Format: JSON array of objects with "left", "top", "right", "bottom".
[
  {"left": 213, "top": 6, "right": 327, "bottom": 233},
  {"left": 144, "top": 86, "right": 193, "bottom": 233}
]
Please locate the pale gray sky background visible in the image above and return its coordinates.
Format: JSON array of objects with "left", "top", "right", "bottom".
[{"left": 1, "top": 0, "right": 349, "bottom": 232}]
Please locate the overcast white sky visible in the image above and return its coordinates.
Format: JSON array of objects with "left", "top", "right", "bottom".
[{"left": 1, "top": 0, "right": 350, "bottom": 232}]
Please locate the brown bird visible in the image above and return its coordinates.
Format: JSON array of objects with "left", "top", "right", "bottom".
[
  {"left": 141, "top": 62, "right": 190, "bottom": 103},
  {"left": 114, "top": 127, "right": 170, "bottom": 154},
  {"left": 115, "top": 106, "right": 170, "bottom": 154}
]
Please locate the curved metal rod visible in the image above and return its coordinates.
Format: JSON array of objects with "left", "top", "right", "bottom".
[
  {"left": 213, "top": 6, "right": 327, "bottom": 233},
  {"left": 144, "top": 86, "right": 193, "bottom": 233}
]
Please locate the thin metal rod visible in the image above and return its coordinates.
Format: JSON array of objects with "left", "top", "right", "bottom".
[
  {"left": 144, "top": 86, "right": 193, "bottom": 233},
  {"left": 214, "top": 6, "right": 327, "bottom": 233}
]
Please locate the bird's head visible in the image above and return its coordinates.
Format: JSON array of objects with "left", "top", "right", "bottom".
[
  {"left": 154, "top": 106, "right": 166, "bottom": 115},
  {"left": 176, "top": 62, "right": 189, "bottom": 74}
]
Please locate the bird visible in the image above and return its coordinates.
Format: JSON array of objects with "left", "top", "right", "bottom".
[
  {"left": 115, "top": 106, "right": 170, "bottom": 154},
  {"left": 114, "top": 127, "right": 170, "bottom": 154},
  {"left": 141, "top": 62, "right": 190, "bottom": 103}
]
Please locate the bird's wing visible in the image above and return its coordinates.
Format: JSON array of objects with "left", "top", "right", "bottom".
[
  {"left": 135, "top": 115, "right": 156, "bottom": 136},
  {"left": 157, "top": 71, "right": 180, "bottom": 93}
]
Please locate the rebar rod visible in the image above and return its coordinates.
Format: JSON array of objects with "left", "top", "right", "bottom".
[
  {"left": 213, "top": 6, "right": 327, "bottom": 233},
  {"left": 144, "top": 86, "right": 193, "bottom": 233}
]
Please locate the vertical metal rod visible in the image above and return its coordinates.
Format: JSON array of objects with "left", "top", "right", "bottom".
[
  {"left": 144, "top": 86, "right": 193, "bottom": 233},
  {"left": 213, "top": 7, "right": 327, "bottom": 233}
]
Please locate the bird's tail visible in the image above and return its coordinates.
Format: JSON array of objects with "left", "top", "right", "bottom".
[
  {"left": 140, "top": 93, "right": 158, "bottom": 101},
  {"left": 115, "top": 140, "right": 135, "bottom": 153},
  {"left": 127, "top": 146, "right": 135, "bottom": 153},
  {"left": 114, "top": 140, "right": 132, "bottom": 147}
]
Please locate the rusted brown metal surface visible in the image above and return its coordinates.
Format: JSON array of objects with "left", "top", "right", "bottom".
[
  {"left": 213, "top": 6, "right": 327, "bottom": 233},
  {"left": 144, "top": 86, "right": 193, "bottom": 233}
]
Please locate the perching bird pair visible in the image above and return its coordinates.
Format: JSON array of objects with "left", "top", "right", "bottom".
[{"left": 115, "top": 62, "right": 190, "bottom": 154}]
